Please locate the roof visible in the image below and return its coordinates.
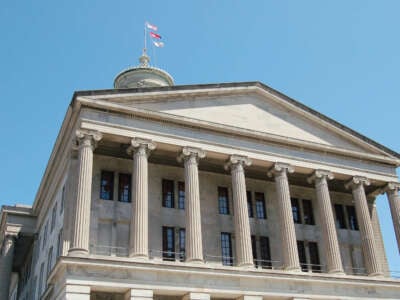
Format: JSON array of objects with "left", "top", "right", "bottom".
[{"left": 70, "top": 81, "right": 400, "bottom": 160}]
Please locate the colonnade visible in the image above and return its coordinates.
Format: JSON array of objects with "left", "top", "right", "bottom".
[{"left": 65, "top": 130, "right": 400, "bottom": 277}]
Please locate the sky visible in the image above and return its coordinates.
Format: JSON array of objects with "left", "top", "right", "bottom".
[{"left": 0, "top": 1, "right": 399, "bottom": 273}]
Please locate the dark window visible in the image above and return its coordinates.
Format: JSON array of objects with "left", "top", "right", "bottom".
[
  {"left": 221, "top": 232, "right": 233, "bottom": 266},
  {"left": 297, "top": 240, "right": 307, "bottom": 272},
  {"left": 162, "top": 226, "right": 175, "bottom": 261},
  {"left": 60, "top": 185, "right": 65, "bottom": 214},
  {"left": 162, "top": 179, "right": 175, "bottom": 208},
  {"left": 57, "top": 229, "right": 63, "bottom": 257},
  {"left": 178, "top": 181, "right": 185, "bottom": 209},
  {"left": 100, "top": 171, "right": 114, "bottom": 200},
  {"left": 302, "top": 199, "right": 315, "bottom": 225},
  {"left": 179, "top": 228, "right": 185, "bottom": 261},
  {"left": 218, "top": 187, "right": 230, "bottom": 215},
  {"left": 334, "top": 204, "right": 347, "bottom": 229},
  {"left": 47, "top": 247, "right": 53, "bottom": 278},
  {"left": 118, "top": 173, "right": 131, "bottom": 202},
  {"left": 346, "top": 206, "right": 359, "bottom": 230},
  {"left": 42, "top": 221, "right": 48, "bottom": 249},
  {"left": 291, "top": 198, "right": 302, "bottom": 224},
  {"left": 260, "top": 236, "right": 272, "bottom": 268},
  {"left": 251, "top": 235, "right": 257, "bottom": 266},
  {"left": 309, "top": 242, "right": 321, "bottom": 272},
  {"left": 51, "top": 204, "right": 57, "bottom": 232},
  {"left": 255, "top": 192, "right": 266, "bottom": 219},
  {"left": 247, "top": 191, "right": 253, "bottom": 218}
]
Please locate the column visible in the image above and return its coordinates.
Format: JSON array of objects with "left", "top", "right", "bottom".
[
  {"left": 345, "top": 176, "right": 383, "bottom": 276},
  {"left": 384, "top": 182, "right": 400, "bottom": 253},
  {"left": 225, "top": 155, "right": 253, "bottom": 267},
  {"left": 308, "top": 170, "right": 344, "bottom": 274},
  {"left": 268, "top": 162, "right": 300, "bottom": 271},
  {"left": 60, "top": 284, "right": 90, "bottom": 300},
  {"left": 127, "top": 138, "right": 156, "bottom": 258},
  {"left": 183, "top": 293, "right": 210, "bottom": 300},
  {"left": 178, "top": 147, "right": 206, "bottom": 263},
  {"left": 0, "top": 235, "right": 15, "bottom": 300},
  {"left": 68, "top": 130, "right": 102, "bottom": 256},
  {"left": 124, "top": 289, "right": 153, "bottom": 300}
]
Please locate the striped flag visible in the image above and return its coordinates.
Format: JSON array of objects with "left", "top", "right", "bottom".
[
  {"left": 146, "top": 22, "right": 158, "bottom": 31},
  {"left": 150, "top": 32, "right": 161, "bottom": 39},
  {"left": 153, "top": 41, "right": 164, "bottom": 48}
]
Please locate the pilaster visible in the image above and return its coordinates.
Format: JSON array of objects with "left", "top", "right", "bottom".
[
  {"left": 124, "top": 289, "right": 153, "bottom": 300},
  {"left": 0, "top": 235, "right": 16, "bottom": 300},
  {"left": 383, "top": 182, "right": 400, "bottom": 253}
]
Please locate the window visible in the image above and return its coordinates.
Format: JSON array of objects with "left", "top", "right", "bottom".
[
  {"left": 60, "top": 185, "right": 65, "bottom": 214},
  {"left": 334, "top": 204, "right": 346, "bottom": 229},
  {"left": 118, "top": 173, "right": 131, "bottom": 202},
  {"left": 162, "top": 226, "right": 175, "bottom": 261},
  {"left": 47, "top": 247, "right": 53, "bottom": 278},
  {"left": 179, "top": 228, "right": 185, "bottom": 261},
  {"left": 346, "top": 205, "right": 359, "bottom": 231},
  {"left": 51, "top": 204, "right": 57, "bottom": 232},
  {"left": 42, "top": 221, "right": 48, "bottom": 249},
  {"left": 218, "top": 187, "right": 230, "bottom": 215},
  {"left": 221, "top": 232, "right": 233, "bottom": 266},
  {"left": 162, "top": 179, "right": 175, "bottom": 208},
  {"left": 291, "top": 198, "right": 302, "bottom": 223},
  {"left": 178, "top": 181, "right": 185, "bottom": 209},
  {"left": 251, "top": 235, "right": 257, "bottom": 265},
  {"left": 309, "top": 242, "right": 321, "bottom": 272},
  {"left": 57, "top": 229, "right": 63, "bottom": 257},
  {"left": 247, "top": 191, "right": 253, "bottom": 218},
  {"left": 100, "top": 171, "right": 114, "bottom": 200},
  {"left": 302, "top": 199, "right": 314, "bottom": 225},
  {"left": 297, "top": 240, "right": 307, "bottom": 272},
  {"left": 260, "top": 236, "right": 272, "bottom": 268},
  {"left": 255, "top": 192, "right": 266, "bottom": 219},
  {"left": 38, "top": 263, "right": 44, "bottom": 298}
]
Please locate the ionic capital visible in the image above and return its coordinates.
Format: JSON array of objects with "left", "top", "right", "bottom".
[
  {"left": 267, "top": 162, "right": 294, "bottom": 178},
  {"left": 345, "top": 176, "right": 370, "bottom": 190},
  {"left": 75, "top": 129, "right": 102, "bottom": 150},
  {"left": 224, "top": 155, "right": 252, "bottom": 171},
  {"left": 127, "top": 138, "right": 156, "bottom": 157},
  {"left": 307, "top": 169, "right": 334, "bottom": 184},
  {"left": 177, "top": 147, "right": 206, "bottom": 163},
  {"left": 382, "top": 182, "right": 400, "bottom": 194}
]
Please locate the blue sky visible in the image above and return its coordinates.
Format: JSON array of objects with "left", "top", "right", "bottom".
[{"left": 1, "top": 1, "right": 399, "bottom": 272}]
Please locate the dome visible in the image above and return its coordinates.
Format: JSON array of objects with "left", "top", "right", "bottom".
[{"left": 114, "top": 51, "right": 174, "bottom": 89}]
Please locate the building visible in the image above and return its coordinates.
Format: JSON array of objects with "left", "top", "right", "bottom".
[{"left": 1, "top": 51, "right": 400, "bottom": 300}]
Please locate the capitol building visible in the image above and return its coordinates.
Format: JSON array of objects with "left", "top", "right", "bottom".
[{"left": 1, "top": 52, "right": 400, "bottom": 299}]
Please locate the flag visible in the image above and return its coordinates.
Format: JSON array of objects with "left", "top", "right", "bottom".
[
  {"left": 146, "top": 22, "right": 158, "bottom": 31},
  {"left": 153, "top": 41, "right": 164, "bottom": 48},
  {"left": 150, "top": 32, "right": 161, "bottom": 39}
]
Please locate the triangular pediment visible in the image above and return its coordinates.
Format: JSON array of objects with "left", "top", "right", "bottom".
[{"left": 80, "top": 83, "right": 398, "bottom": 159}]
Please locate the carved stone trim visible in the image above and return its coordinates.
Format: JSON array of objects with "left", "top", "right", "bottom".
[
  {"left": 345, "top": 176, "right": 370, "bottom": 190},
  {"left": 127, "top": 138, "right": 156, "bottom": 156},
  {"left": 224, "top": 155, "right": 252, "bottom": 171},
  {"left": 177, "top": 147, "right": 206, "bottom": 163},
  {"left": 75, "top": 129, "right": 102, "bottom": 150},
  {"left": 267, "top": 162, "right": 294, "bottom": 177}
]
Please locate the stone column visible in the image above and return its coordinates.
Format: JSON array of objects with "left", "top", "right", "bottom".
[
  {"left": 178, "top": 147, "right": 206, "bottom": 263},
  {"left": 127, "top": 138, "right": 156, "bottom": 258},
  {"left": 183, "top": 293, "right": 210, "bottom": 300},
  {"left": 68, "top": 130, "right": 102, "bottom": 256},
  {"left": 225, "top": 155, "right": 253, "bottom": 267},
  {"left": 384, "top": 182, "right": 400, "bottom": 253},
  {"left": 308, "top": 170, "right": 344, "bottom": 274},
  {"left": 124, "top": 289, "right": 153, "bottom": 300},
  {"left": 345, "top": 176, "right": 383, "bottom": 276},
  {"left": 268, "top": 163, "right": 300, "bottom": 271},
  {"left": 0, "top": 235, "right": 15, "bottom": 300}
]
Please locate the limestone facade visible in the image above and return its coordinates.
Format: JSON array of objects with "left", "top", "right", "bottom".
[{"left": 1, "top": 82, "right": 400, "bottom": 300}]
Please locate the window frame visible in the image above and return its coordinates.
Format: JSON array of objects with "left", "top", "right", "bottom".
[
  {"left": 291, "top": 198, "right": 302, "bottom": 224},
  {"left": 247, "top": 191, "right": 253, "bottom": 218},
  {"left": 334, "top": 204, "right": 347, "bottom": 229},
  {"left": 259, "top": 236, "right": 272, "bottom": 269},
  {"left": 255, "top": 192, "right": 266, "bottom": 219},
  {"left": 220, "top": 232, "right": 233, "bottom": 266},
  {"left": 162, "top": 226, "right": 175, "bottom": 261},
  {"left": 118, "top": 173, "right": 132, "bottom": 203},
  {"left": 302, "top": 199, "right": 315, "bottom": 225},
  {"left": 346, "top": 205, "right": 359, "bottom": 231},
  {"left": 162, "top": 179, "right": 175, "bottom": 208},
  {"left": 178, "top": 181, "right": 185, "bottom": 210},
  {"left": 218, "top": 187, "right": 230, "bottom": 215},
  {"left": 100, "top": 170, "right": 114, "bottom": 200}
]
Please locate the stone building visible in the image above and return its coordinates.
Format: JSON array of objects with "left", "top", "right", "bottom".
[{"left": 1, "top": 52, "right": 400, "bottom": 299}]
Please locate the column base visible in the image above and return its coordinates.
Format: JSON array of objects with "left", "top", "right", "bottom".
[
  {"left": 327, "top": 269, "right": 345, "bottom": 275},
  {"left": 283, "top": 266, "right": 302, "bottom": 272},
  {"left": 183, "top": 292, "right": 210, "bottom": 300},
  {"left": 68, "top": 248, "right": 89, "bottom": 257},
  {"left": 237, "top": 262, "right": 254, "bottom": 268},
  {"left": 367, "top": 272, "right": 384, "bottom": 277},
  {"left": 129, "top": 253, "right": 149, "bottom": 260},
  {"left": 124, "top": 289, "right": 153, "bottom": 300},
  {"left": 185, "top": 258, "right": 204, "bottom": 264}
]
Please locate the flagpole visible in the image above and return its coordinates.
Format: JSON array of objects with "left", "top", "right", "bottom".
[{"left": 144, "top": 22, "right": 147, "bottom": 52}]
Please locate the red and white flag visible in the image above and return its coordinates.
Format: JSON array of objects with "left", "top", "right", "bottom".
[
  {"left": 153, "top": 41, "right": 164, "bottom": 48},
  {"left": 150, "top": 32, "right": 161, "bottom": 39},
  {"left": 146, "top": 22, "right": 158, "bottom": 31}
]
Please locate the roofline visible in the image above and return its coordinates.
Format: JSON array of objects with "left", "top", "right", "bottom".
[{"left": 70, "top": 81, "right": 400, "bottom": 160}]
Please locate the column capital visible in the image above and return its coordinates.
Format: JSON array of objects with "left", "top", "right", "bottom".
[
  {"left": 307, "top": 169, "right": 334, "bottom": 184},
  {"left": 267, "top": 162, "right": 294, "bottom": 177},
  {"left": 177, "top": 147, "right": 206, "bottom": 163},
  {"left": 345, "top": 176, "right": 370, "bottom": 190},
  {"left": 382, "top": 182, "right": 400, "bottom": 194},
  {"left": 224, "top": 155, "right": 252, "bottom": 171},
  {"left": 75, "top": 129, "right": 102, "bottom": 149},
  {"left": 127, "top": 138, "right": 156, "bottom": 156}
]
